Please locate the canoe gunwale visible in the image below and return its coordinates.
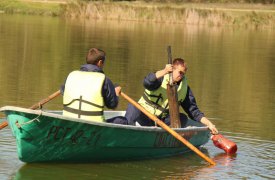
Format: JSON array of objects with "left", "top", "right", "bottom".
[{"left": 0, "top": 106, "right": 209, "bottom": 133}]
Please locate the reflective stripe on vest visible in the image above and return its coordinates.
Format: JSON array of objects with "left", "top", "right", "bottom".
[
  {"left": 138, "top": 74, "right": 188, "bottom": 117},
  {"left": 63, "top": 71, "right": 105, "bottom": 122}
]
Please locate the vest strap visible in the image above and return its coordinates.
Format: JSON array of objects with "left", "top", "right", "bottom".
[
  {"left": 63, "top": 98, "right": 104, "bottom": 109},
  {"left": 144, "top": 91, "right": 163, "bottom": 104},
  {"left": 63, "top": 106, "right": 103, "bottom": 116},
  {"left": 142, "top": 93, "right": 168, "bottom": 114}
]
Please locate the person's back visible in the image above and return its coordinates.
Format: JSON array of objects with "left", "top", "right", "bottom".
[
  {"left": 61, "top": 48, "right": 125, "bottom": 123},
  {"left": 63, "top": 70, "right": 105, "bottom": 122}
]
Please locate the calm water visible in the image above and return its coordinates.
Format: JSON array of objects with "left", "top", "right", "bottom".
[{"left": 0, "top": 14, "right": 275, "bottom": 179}]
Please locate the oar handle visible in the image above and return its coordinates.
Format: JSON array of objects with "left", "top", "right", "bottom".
[
  {"left": 29, "top": 90, "right": 61, "bottom": 110},
  {"left": 120, "top": 92, "right": 216, "bottom": 165},
  {"left": 0, "top": 90, "right": 61, "bottom": 130}
]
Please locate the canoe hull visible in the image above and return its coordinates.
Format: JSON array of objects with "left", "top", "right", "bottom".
[{"left": 1, "top": 106, "right": 210, "bottom": 163}]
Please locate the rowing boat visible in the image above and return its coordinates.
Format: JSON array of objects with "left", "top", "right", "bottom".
[{"left": 0, "top": 106, "right": 210, "bottom": 163}]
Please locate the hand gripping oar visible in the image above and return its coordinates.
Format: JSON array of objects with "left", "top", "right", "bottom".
[
  {"left": 120, "top": 91, "right": 216, "bottom": 165},
  {"left": 0, "top": 90, "right": 61, "bottom": 130}
]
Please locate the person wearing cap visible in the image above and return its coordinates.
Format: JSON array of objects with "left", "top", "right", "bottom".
[
  {"left": 61, "top": 48, "right": 127, "bottom": 124},
  {"left": 125, "top": 58, "right": 218, "bottom": 134}
]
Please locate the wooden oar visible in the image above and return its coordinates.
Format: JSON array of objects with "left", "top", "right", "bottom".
[
  {"left": 0, "top": 90, "right": 61, "bottom": 130},
  {"left": 0, "top": 121, "right": 8, "bottom": 130},
  {"left": 120, "top": 91, "right": 216, "bottom": 165},
  {"left": 28, "top": 90, "right": 61, "bottom": 109},
  {"left": 166, "top": 46, "right": 181, "bottom": 128}
]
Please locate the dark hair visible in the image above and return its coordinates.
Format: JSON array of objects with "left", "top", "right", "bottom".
[
  {"left": 173, "top": 58, "right": 186, "bottom": 66},
  {"left": 173, "top": 58, "right": 188, "bottom": 71},
  {"left": 86, "top": 48, "right": 106, "bottom": 65}
]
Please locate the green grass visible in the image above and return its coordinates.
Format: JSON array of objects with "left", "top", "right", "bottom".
[
  {"left": 1, "top": 0, "right": 275, "bottom": 27},
  {"left": 0, "top": 0, "right": 61, "bottom": 16},
  {"left": 60, "top": 1, "right": 275, "bottom": 28}
]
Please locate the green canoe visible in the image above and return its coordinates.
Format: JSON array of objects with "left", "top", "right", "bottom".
[{"left": 0, "top": 106, "right": 210, "bottom": 163}]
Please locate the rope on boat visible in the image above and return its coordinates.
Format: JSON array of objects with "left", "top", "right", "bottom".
[{"left": 15, "top": 110, "right": 43, "bottom": 129}]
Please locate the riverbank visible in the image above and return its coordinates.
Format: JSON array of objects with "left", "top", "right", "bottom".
[
  {"left": 1, "top": 0, "right": 275, "bottom": 27},
  {"left": 0, "top": 0, "right": 62, "bottom": 16},
  {"left": 63, "top": 1, "right": 275, "bottom": 28}
]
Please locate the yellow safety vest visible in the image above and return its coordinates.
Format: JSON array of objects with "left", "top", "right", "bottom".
[
  {"left": 138, "top": 74, "right": 188, "bottom": 117},
  {"left": 63, "top": 71, "right": 105, "bottom": 122}
]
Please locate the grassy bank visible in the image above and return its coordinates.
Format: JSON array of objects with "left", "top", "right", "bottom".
[
  {"left": 0, "top": 0, "right": 62, "bottom": 16},
  {"left": 1, "top": 0, "right": 275, "bottom": 27},
  {"left": 62, "top": 1, "right": 275, "bottom": 28}
]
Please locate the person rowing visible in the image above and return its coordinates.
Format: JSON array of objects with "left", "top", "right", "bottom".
[
  {"left": 125, "top": 58, "right": 218, "bottom": 134},
  {"left": 61, "top": 48, "right": 127, "bottom": 124}
]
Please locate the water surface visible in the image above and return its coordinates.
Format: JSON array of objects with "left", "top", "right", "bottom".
[{"left": 0, "top": 14, "right": 275, "bottom": 179}]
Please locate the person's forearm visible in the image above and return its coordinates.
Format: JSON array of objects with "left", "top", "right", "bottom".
[
  {"left": 155, "top": 64, "right": 172, "bottom": 79},
  {"left": 200, "top": 117, "right": 218, "bottom": 134},
  {"left": 200, "top": 117, "right": 213, "bottom": 126},
  {"left": 155, "top": 69, "right": 168, "bottom": 79}
]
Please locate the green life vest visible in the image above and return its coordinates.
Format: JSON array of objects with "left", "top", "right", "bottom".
[
  {"left": 63, "top": 70, "right": 105, "bottom": 122},
  {"left": 138, "top": 74, "right": 188, "bottom": 118}
]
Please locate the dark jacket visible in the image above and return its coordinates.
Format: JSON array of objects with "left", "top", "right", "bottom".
[
  {"left": 143, "top": 72, "right": 204, "bottom": 121},
  {"left": 61, "top": 64, "right": 118, "bottom": 109},
  {"left": 125, "top": 72, "right": 204, "bottom": 126}
]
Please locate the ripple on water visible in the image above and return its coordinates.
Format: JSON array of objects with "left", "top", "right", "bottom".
[
  {"left": 197, "top": 131, "right": 275, "bottom": 179},
  {"left": 0, "top": 125, "right": 275, "bottom": 179},
  {"left": 0, "top": 124, "right": 23, "bottom": 180}
]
